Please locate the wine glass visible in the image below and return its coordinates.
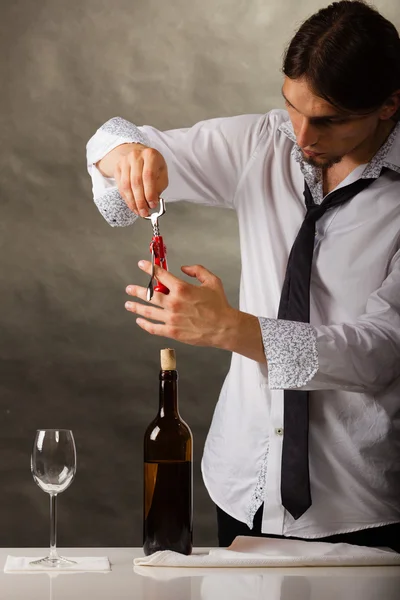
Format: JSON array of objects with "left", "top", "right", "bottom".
[{"left": 30, "top": 429, "right": 77, "bottom": 568}]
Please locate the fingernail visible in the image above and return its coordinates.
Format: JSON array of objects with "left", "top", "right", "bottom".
[
  {"left": 149, "top": 202, "right": 157, "bottom": 208},
  {"left": 139, "top": 210, "right": 148, "bottom": 217},
  {"left": 126, "top": 286, "right": 133, "bottom": 293},
  {"left": 125, "top": 301, "right": 133, "bottom": 309},
  {"left": 138, "top": 260, "right": 145, "bottom": 268}
]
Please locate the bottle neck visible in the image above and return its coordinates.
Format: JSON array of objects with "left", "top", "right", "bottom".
[{"left": 158, "top": 370, "right": 179, "bottom": 417}]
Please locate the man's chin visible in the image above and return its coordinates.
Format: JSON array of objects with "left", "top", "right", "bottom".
[{"left": 302, "top": 152, "right": 342, "bottom": 169}]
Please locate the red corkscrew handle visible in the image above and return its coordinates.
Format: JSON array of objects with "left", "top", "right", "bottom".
[{"left": 150, "top": 236, "right": 169, "bottom": 295}]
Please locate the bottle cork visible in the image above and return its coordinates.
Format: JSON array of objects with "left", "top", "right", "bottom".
[{"left": 160, "top": 348, "right": 176, "bottom": 370}]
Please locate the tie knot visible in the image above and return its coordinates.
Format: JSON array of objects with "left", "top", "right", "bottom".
[
  {"left": 304, "top": 177, "right": 375, "bottom": 224},
  {"left": 305, "top": 202, "right": 326, "bottom": 222}
]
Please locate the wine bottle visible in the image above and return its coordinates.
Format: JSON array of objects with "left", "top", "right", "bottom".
[{"left": 143, "top": 348, "right": 193, "bottom": 556}]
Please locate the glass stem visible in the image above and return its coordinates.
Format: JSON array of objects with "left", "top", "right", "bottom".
[{"left": 49, "top": 493, "right": 58, "bottom": 559}]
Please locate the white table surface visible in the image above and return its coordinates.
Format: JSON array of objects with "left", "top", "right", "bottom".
[{"left": 1, "top": 547, "right": 400, "bottom": 600}]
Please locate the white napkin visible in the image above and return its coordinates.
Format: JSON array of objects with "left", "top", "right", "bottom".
[
  {"left": 133, "top": 536, "right": 400, "bottom": 568},
  {"left": 4, "top": 555, "right": 111, "bottom": 573}
]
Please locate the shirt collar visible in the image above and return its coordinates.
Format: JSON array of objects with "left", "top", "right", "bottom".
[
  {"left": 278, "top": 119, "right": 400, "bottom": 179},
  {"left": 279, "top": 120, "right": 324, "bottom": 203}
]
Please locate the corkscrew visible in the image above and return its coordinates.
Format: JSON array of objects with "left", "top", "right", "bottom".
[{"left": 144, "top": 198, "right": 170, "bottom": 301}]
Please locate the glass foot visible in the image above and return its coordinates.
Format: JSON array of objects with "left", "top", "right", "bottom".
[{"left": 29, "top": 556, "right": 77, "bottom": 568}]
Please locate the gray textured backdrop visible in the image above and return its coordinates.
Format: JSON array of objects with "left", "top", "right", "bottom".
[{"left": 1, "top": 0, "right": 399, "bottom": 548}]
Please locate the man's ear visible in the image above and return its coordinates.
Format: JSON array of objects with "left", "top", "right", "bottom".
[{"left": 380, "top": 90, "right": 400, "bottom": 120}]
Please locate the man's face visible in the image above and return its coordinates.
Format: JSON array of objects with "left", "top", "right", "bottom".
[{"left": 282, "top": 77, "right": 382, "bottom": 169}]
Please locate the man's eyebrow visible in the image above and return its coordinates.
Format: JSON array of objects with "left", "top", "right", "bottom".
[{"left": 281, "top": 89, "right": 347, "bottom": 121}]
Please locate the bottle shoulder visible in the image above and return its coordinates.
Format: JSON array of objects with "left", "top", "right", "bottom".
[
  {"left": 144, "top": 414, "right": 192, "bottom": 461},
  {"left": 174, "top": 414, "right": 192, "bottom": 434},
  {"left": 145, "top": 415, "right": 192, "bottom": 441}
]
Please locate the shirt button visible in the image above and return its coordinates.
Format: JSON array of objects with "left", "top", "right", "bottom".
[{"left": 275, "top": 427, "right": 284, "bottom": 436}]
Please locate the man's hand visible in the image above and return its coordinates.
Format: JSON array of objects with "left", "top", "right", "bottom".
[
  {"left": 125, "top": 261, "right": 267, "bottom": 364},
  {"left": 97, "top": 143, "right": 169, "bottom": 217},
  {"left": 125, "top": 261, "right": 235, "bottom": 347}
]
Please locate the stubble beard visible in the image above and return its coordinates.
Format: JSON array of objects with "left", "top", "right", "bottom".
[{"left": 302, "top": 152, "right": 343, "bottom": 170}]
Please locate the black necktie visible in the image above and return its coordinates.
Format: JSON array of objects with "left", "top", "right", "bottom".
[{"left": 278, "top": 176, "right": 375, "bottom": 520}]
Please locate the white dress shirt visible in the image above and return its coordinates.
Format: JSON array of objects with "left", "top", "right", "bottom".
[{"left": 86, "top": 110, "right": 400, "bottom": 538}]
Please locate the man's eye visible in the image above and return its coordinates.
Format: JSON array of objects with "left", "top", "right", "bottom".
[{"left": 315, "top": 119, "right": 347, "bottom": 127}]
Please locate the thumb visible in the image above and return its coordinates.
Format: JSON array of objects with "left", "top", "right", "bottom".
[{"left": 181, "top": 264, "right": 217, "bottom": 285}]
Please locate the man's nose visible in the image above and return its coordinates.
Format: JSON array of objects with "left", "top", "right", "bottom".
[{"left": 296, "top": 118, "right": 319, "bottom": 148}]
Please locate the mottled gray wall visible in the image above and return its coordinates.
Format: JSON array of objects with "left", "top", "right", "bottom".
[{"left": 1, "top": 0, "right": 399, "bottom": 548}]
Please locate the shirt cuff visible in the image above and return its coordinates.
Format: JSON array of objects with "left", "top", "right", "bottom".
[
  {"left": 86, "top": 117, "right": 150, "bottom": 227},
  {"left": 87, "top": 116, "right": 151, "bottom": 166},
  {"left": 93, "top": 188, "right": 139, "bottom": 227},
  {"left": 258, "top": 317, "right": 319, "bottom": 389}
]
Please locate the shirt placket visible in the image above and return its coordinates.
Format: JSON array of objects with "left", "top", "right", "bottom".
[{"left": 261, "top": 388, "right": 286, "bottom": 534}]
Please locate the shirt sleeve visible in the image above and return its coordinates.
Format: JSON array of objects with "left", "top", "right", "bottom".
[
  {"left": 86, "top": 113, "right": 271, "bottom": 226},
  {"left": 259, "top": 248, "right": 400, "bottom": 393}
]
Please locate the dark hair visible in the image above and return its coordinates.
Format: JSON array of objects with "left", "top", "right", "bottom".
[{"left": 283, "top": 1, "right": 400, "bottom": 116}]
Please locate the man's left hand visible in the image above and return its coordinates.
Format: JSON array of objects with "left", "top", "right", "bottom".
[{"left": 125, "top": 260, "right": 239, "bottom": 348}]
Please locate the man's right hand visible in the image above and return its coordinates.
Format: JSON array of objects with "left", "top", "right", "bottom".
[{"left": 96, "top": 143, "right": 169, "bottom": 217}]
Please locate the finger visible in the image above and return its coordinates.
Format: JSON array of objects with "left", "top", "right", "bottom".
[
  {"left": 135, "top": 318, "right": 170, "bottom": 338},
  {"left": 180, "top": 264, "right": 218, "bottom": 285},
  {"left": 137, "top": 260, "right": 185, "bottom": 292},
  {"left": 125, "top": 284, "right": 168, "bottom": 307},
  {"left": 125, "top": 284, "right": 148, "bottom": 299},
  {"left": 125, "top": 301, "right": 166, "bottom": 323},
  {"left": 116, "top": 160, "right": 137, "bottom": 213},
  {"left": 129, "top": 154, "right": 148, "bottom": 217},
  {"left": 142, "top": 148, "right": 164, "bottom": 208}
]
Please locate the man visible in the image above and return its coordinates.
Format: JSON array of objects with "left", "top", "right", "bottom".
[{"left": 86, "top": 1, "right": 400, "bottom": 551}]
